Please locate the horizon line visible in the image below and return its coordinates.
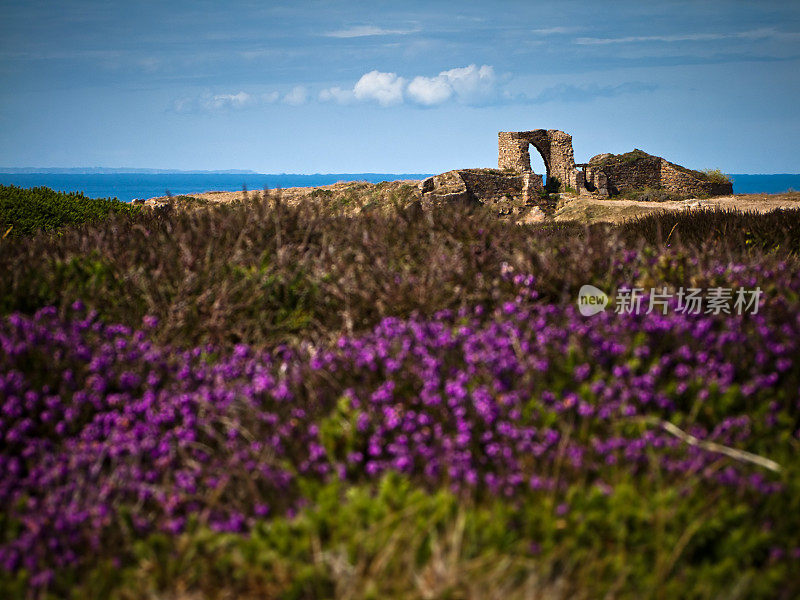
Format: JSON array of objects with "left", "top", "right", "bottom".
[{"left": 1, "top": 169, "right": 799, "bottom": 176}]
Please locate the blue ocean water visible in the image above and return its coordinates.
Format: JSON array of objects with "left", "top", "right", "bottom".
[
  {"left": 0, "top": 173, "right": 434, "bottom": 203},
  {"left": 727, "top": 174, "right": 800, "bottom": 194},
  {"left": 0, "top": 172, "right": 797, "bottom": 202}
]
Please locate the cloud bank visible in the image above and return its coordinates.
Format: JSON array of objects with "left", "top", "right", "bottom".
[
  {"left": 353, "top": 70, "right": 406, "bottom": 106},
  {"left": 524, "top": 81, "right": 658, "bottom": 104},
  {"left": 173, "top": 67, "right": 657, "bottom": 113},
  {"left": 575, "top": 27, "right": 800, "bottom": 45},
  {"left": 320, "top": 64, "right": 498, "bottom": 107},
  {"left": 324, "top": 25, "right": 420, "bottom": 38},
  {"left": 171, "top": 88, "right": 306, "bottom": 113},
  {"left": 407, "top": 64, "right": 496, "bottom": 106}
]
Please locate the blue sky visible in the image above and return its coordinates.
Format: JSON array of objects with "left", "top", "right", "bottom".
[{"left": 1, "top": 0, "right": 799, "bottom": 173}]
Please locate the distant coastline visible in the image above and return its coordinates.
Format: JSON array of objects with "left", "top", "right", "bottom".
[
  {"left": 0, "top": 167, "right": 259, "bottom": 175},
  {"left": 0, "top": 171, "right": 797, "bottom": 202},
  {"left": 0, "top": 172, "right": 436, "bottom": 202}
]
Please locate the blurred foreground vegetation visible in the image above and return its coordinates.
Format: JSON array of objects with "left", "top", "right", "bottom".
[{"left": 1, "top": 186, "right": 799, "bottom": 599}]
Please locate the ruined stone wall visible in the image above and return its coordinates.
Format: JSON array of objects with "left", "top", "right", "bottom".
[
  {"left": 420, "top": 169, "right": 537, "bottom": 208},
  {"left": 660, "top": 161, "right": 733, "bottom": 196},
  {"left": 498, "top": 129, "right": 584, "bottom": 192},
  {"left": 498, "top": 132, "right": 531, "bottom": 173},
  {"left": 458, "top": 169, "right": 529, "bottom": 201},
  {"left": 592, "top": 156, "right": 663, "bottom": 194},
  {"left": 521, "top": 173, "right": 544, "bottom": 205},
  {"left": 582, "top": 166, "right": 609, "bottom": 196},
  {"left": 420, "top": 168, "right": 548, "bottom": 215},
  {"left": 500, "top": 129, "right": 731, "bottom": 199},
  {"left": 542, "top": 130, "right": 580, "bottom": 191},
  {"left": 592, "top": 156, "right": 733, "bottom": 197}
]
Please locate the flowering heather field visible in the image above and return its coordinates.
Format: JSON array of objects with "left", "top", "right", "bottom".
[{"left": 1, "top": 193, "right": 800, "bottom": 598}]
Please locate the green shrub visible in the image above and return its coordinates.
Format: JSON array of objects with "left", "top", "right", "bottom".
[
  {"left": 545, "top": 176, "right": 561, "bottom": 194},
  {"left": 0, "top": 185, "right": 139, "bottom": 238},
  {"left": 50, "top": 472, "right": 799, "bottom": 600},
  {"left": 589, "top": 149, "right": 653, "bottom": 167},
  {"left": 700, "top": 169, "right": 732, "bottom": 184}
]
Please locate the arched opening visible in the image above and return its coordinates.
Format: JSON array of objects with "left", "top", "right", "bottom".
[{"left": 528, "top": 143, "right": 550, "bottom": 186}]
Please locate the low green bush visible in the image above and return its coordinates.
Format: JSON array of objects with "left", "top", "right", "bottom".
[
  {"left": 544, "top": 176, "right": 561, "bottom": 194},
  {"left": 0, "top": 185, "right": 139, "bottom": 238},
  {"left": 45, "top": 472, "right": 799, "bottom": 599},
  {"left": 700, "top": 169, "right": 732, "bottom": 184}
]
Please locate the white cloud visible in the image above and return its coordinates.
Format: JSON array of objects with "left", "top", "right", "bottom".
[
  {"left": 282, "top": 86, "right": 308, "bottom": 106},
  {"left": 321, "top": 64, "right": 499, "bottom": 108},
  {"left": 442, "top": 64, "right": 496, "bottom": 103},
  {"left": 170, "top": 98, "right": 195, "bottom": 113},
  {"left": 171, "top": 91, "right": 256, "bottom": 112},
  {"left": 531, "top": 27, "right": 580, "bottom": 35},
  {"left": 204, "top": 91, "right": 254, "bottom": 110},
  {"left": 324, "top": 25, "right": 419, "bottom": 38},
  {"left": 353, "top": 70, "right": 406, "bottom": 106},
  {"left": 525, "top": 81, "right": 658, "bottom": 104},
  {"left": 406, "top": 76, "right": 452, "bottom": 105},
  {"left": 318, "top": 86, "right": 355, "bottom": 104},
  {"left": 575, "top": 27, "right": 799, "bottom": 45},
  {"left": 406, "top": 64, "right": 497, "bottom": 106},
  {"left": 170, "top": 65, "right": 502, "bottom": 113},
  {"left": 170, "top": 89, "right": 285, "bottom": 113}
]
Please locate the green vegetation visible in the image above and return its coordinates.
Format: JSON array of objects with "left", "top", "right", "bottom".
[
  {"left": 544, "top": 175, "right": 561, "bottom": 194},
  {"left": 700, "top": 168, "right": 732, "bottom": 184},
  {"left": 2, "top": 188, "right": 800, "bottom": 347},
  {"left": 621, "top": 207, "right": 800, "bottom": 253},
  {"left": 2, "top": 184, "right": 800, "bottom": 598},
  {"left": 56, "top": 471, "right": 796, "bottom": 600},
  {"left": 310, "top": 181, "right": 418, "bottom": 211},
  {"left": 589, "top": 148, "right": 653, "bottom": 167},
  {"left": 170, "top": 194, "right": 210, "bottom": 207},
  {"left": 0, "top": 185, "right": 139, "bottom": 238}
]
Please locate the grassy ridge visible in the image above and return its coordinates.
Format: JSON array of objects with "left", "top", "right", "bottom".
[{"left": 2, "top": 190, "right": 799, "bottom": 348}]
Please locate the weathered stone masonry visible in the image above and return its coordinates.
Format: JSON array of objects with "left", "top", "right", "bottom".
[
  {"left": 591, "top": 154, "right": 733, "bottom": 197},
  {"left": 420, "top": 128, "right": 732, "bottom": 213},
  {"left": 498, "top": 130, "right": 585, "bottom": 194},
  {"left": 498, "top": 129, "right": 732, "bottom": 198}
]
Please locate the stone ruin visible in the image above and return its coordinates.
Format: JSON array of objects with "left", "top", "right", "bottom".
[
  {"left": 498, "top": 129, "right": 584, "bottom": 194},
  {"left": 420, "top": 129, "right": 733, "bottom": 213}
]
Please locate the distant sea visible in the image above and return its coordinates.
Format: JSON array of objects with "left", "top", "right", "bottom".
[
  {"left": 727, "top": 174, "right": 800, "bottom": 195},
  {"left": 0, "top": 173, "right": 434, "bottom": 203},
  {"left": 0, "top": 172, "right": 797, "bottom": 202}
]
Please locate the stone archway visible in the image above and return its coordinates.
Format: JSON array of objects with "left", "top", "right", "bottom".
[{"left": 498, "top": 129, "right": 584, "bottom": 192}]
